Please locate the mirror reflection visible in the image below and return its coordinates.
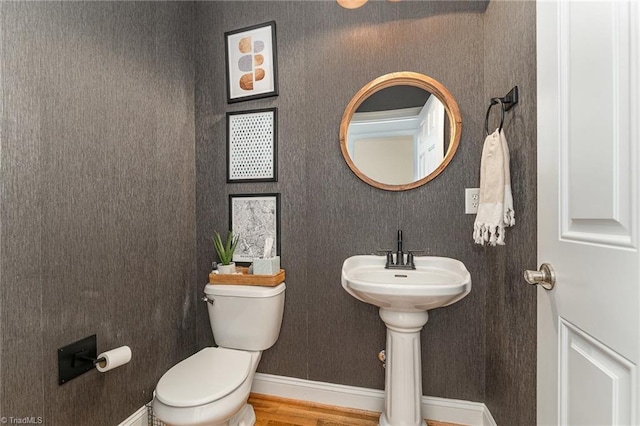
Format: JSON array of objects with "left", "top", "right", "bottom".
[
  {"left": 347, "top": 86, "right": 447, "bottom": 185},
  {"left": 339, "top": 72, "right": 461, "bottom": 191}
]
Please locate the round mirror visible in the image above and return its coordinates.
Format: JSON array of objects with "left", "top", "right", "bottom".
[{"left": 339, "top": 72, "right": 462, "bottom": 191}]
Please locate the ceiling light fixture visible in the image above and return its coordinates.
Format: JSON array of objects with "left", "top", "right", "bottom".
[{"left": 336, "top": 0, "right": 368, "bottom": 9}]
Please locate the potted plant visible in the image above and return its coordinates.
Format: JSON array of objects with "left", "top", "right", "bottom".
[{"left": 211, "top": 230, "right": 239, "bottom": 274}]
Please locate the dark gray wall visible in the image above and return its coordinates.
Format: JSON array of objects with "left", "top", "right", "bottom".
[
  {"left": 196, "top": 3, "right": 535, "bottom": 420},
  {"left": 483, "top": 1, "right": 537, "bottom": 424},
  {"left": 0, "top": 2, "right": 196, "bottom": 425},
  {"left": 0, "top": 1, "right": 536, "bottom": 424}
]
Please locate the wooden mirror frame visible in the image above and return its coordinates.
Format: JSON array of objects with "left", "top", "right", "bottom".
[{"left": 339, "top": 72, "right": 462, "bottom": 191}]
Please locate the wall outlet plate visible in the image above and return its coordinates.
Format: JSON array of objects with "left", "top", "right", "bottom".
[{"left": 465, "top": 188, "right": 480, "bottom": 214}]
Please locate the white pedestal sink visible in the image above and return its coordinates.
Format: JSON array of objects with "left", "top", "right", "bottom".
[{"left": 341, "top": 255, "right": 471, "bottom": 426}]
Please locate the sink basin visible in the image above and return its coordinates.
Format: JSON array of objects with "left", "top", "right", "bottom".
[
  {"left": 341, "top": 254, "right": 471, "bottom": 426},
  {"left": 341, "top": 255, "right": 471, "bottom": 312}
]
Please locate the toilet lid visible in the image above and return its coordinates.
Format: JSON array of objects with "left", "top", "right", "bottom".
[{"left": 155, "top": 347, "right": 252, "bottom": 407}]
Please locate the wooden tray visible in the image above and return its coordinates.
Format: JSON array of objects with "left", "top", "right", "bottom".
[{"left": 209, "top": 267, "right": 285, "bottom": 287}]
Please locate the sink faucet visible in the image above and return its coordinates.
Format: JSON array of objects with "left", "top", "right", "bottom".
[
  {"left": 384, "top": 230, "right": 416, "bottom": 270},
  {"left": 396, "top": 229, "right": 404, "bottom": 265}
]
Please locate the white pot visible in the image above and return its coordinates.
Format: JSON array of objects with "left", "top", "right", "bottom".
[{"left": 217, "top": 262, "right": 236, "bottom": 274}]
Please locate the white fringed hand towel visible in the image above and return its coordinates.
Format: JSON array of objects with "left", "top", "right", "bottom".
[
  {"left": 473, "top": 129, "right": 515, "bottom": 246},
  {"left": 500, "top": 129, "right": 515, "bottom": 227}
]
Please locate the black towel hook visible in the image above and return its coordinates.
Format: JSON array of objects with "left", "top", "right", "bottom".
[{"left": 484, "top": 86, "right": 519, "bottom": 136}]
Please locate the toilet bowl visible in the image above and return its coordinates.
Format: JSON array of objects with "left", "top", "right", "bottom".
[
  {"left": 153, "top": 348, "right": 260, "bottom": 426},
  {"left": 152, "top": 282, "right": 285, "bottom": 426}
]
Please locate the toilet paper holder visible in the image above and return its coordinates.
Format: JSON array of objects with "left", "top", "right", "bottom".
[
  {"left": 58, "top": 334, "right": 119, "bottom": 385},
  {"left": 58, "top": 334, "right": 100, "bottom": 385},
  {"left": 74, "top": 351, "right": 106, "bottom": 366}
]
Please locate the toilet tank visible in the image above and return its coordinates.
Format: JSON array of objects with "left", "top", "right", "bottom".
[{"left": 203, "top": 282, "right": 285, "bottom": 351}]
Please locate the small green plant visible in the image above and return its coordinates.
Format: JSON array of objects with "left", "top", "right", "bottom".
[{"left": 211, "top": 230, "right": 239, "bottom": 265}]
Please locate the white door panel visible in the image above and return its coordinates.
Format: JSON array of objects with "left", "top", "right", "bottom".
[
  {"left": 537, "top": 0, "right": 639, "bottom": 424},
  {"left": 561, "top": 0, "right": 634, "bottom": 246},
  {"left": 560, "top": 319, "right": 635, "bottom": 425}
]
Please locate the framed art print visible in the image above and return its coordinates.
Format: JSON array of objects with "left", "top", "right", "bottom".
[
  {"left": 225, "top": 21, "right": 278, "bottom": 103},
  {"left": 229, "top": 193, "right": 280, "bottom": 264},
  {"left": 227, "top": 108, "right": 278, "bottom": 183}
]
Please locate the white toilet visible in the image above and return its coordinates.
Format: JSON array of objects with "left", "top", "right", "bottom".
[{"left": 153, "top": 282, "right": 286, "bottom": 426}]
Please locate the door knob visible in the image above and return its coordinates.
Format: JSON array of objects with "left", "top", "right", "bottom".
[{"left": 523, "top": 263, "right": 555, "bottom": 290}]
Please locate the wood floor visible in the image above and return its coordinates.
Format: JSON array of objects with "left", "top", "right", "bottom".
[{"left": 249, "top": 393, "right": 465, "bottom": 426}]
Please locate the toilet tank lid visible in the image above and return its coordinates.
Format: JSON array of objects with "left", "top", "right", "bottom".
[
  {"left": 155, "top": 347, "right": 251, "bottom": 407},
  {"left": 204, "top": 282, "right": 285, "bottom": 298}
]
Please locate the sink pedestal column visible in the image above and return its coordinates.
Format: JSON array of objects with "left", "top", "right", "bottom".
[{"left": 378, "top": 308, "right": 429, "bottom": 426}]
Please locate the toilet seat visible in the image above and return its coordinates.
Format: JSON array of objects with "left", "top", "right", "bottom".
[{"left": 155, "top": 347, "right": 251, "bottom": 408}]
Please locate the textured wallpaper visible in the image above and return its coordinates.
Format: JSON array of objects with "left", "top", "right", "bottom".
[
  {"left": 0, "top": 2, "right": 196, "bottom": 424},
  {"left": 0, "top": 1, "right": 535, "bottom": 424},
  {"left": 194, "top": 1, "right": 535, "bottom": 424}
]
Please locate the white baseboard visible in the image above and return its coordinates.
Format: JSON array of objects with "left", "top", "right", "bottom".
[
  {"left": 483, "top": 406, "right": 497, "bottom": 426},
  {"left": 121, "top": 374, "right": 497, "bottom": 426},
  {"left": 118, "top": 404, "right": 148, "bottom": 426},
  {"left": 251, "top": 373, "right": 496, "bottom": 426}
]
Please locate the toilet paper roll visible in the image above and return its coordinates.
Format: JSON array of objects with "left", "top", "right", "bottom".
[{"left": 96, "top": 346, "right": 132, "bottom": 373}]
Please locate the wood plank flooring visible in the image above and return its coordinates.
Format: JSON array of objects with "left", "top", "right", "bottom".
[{"left": 249, "top": 393, "right": 465, "bottom": 426}]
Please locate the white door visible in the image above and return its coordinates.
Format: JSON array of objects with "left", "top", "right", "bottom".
[
  {"left": 417, "top": 95, "right": 445, "bottom": 177},
  {"left": 536, "top": 0, "right": 639, "bottom": 424}
]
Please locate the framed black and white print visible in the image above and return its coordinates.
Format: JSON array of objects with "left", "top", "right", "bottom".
[
  {"left": 227, "top": 108, "right": 277, "bottom": 183},
  {"left": 229, "top": 193, "right": 280, "bottom": 264},
  {"left": 225, "top": 21, "right": 278, "bottom": 103}
]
